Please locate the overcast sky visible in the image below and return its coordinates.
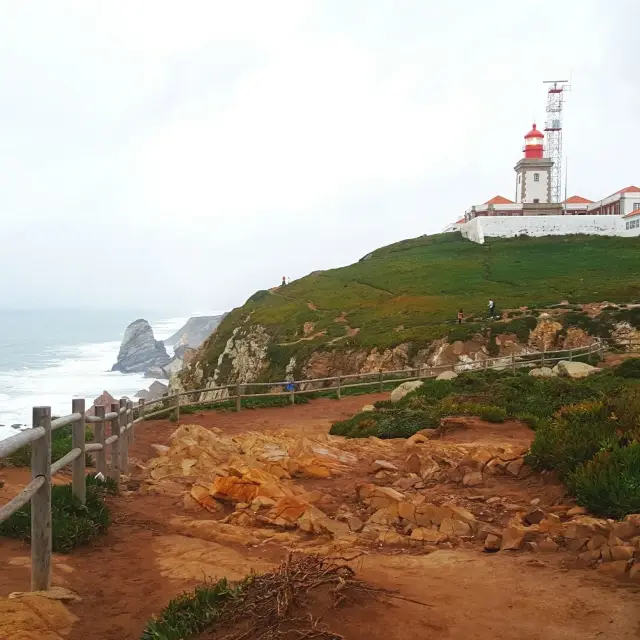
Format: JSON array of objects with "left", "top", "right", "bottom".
[{"left": 1, "top": 0, "right": 638, "bottom": 313}]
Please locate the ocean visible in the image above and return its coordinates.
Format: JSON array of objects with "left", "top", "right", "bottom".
[{"left": 0, "top": 309, "right": 206, "bottom": 441}]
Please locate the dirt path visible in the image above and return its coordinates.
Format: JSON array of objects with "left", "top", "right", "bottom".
[{"left": 1, "top": 393, "right": 639, "bottom": 639}]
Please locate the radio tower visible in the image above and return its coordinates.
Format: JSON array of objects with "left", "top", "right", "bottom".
[{"left": 543, "top": 79, "right": 571, "bottom": 203}]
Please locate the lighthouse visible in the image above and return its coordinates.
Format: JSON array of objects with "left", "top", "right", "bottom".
[{"left": 514, "top": 124, "right": 553, "bottom": 204}]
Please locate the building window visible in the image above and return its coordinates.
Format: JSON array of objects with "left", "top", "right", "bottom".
[
  {"left": 634, "top": 202, "right": 640, "bottom": 211},
  {"left": 533, "top": 198, "right": 539, "bottom": 204},
  {"left": 627, "top": 222, "right": 630, "bottom": 230},
  {"left": 534, "top": 173, "right": 540, "bottom": 182}
]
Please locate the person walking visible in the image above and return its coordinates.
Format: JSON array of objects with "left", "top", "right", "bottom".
[
  {"left": 457, "top": 309, "right": 464, "bottom": 325},
  {"left": 281, "top": 276, "right": 286, "bottom": 287},
  {"left": 488, "top": 299, "right": 495, "bottom": 318}
]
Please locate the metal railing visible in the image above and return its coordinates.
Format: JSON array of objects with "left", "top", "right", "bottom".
[{"left": 0, "top": 336, "right": 621, "bottom": 591}]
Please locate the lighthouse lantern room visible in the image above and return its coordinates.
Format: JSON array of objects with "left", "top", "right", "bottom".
[{"left": 514, "top": 124, "right": 553, "bottom": 204}]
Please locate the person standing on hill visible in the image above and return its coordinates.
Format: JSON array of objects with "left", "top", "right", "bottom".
[
  {"left": 489, "top": 299, "right": 495, "bottom": 318},
  {"left": 457, "top": 309, "right": 464, "bottom": 325},
  {"left": 281, "top": 276, "right": 286, "bottom": 287}
]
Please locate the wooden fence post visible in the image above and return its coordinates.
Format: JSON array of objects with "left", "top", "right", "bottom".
[
  {"left": 138, "top": 398, "right": 145, "bottom": 426},
  {"left": 110, "top": 402, "right": 121, "bottom": 485},
  {"left": 568, "top": 348, "right": 573, "bottom": 361},
  {"left": 94, "top": 405, "right": 107, "bottom": 477},
  {"left": 336, "top": 376, "right": 341, "bottom": 400},
  {"left": 541, "top": 345, "right": 546, "bottom": 367},
  {"left": 119, "top": 398, "right": 128, "bottom": 474},
  {"left": 127, "top": 399, "right": 134, "bottom": 445},
  {"left": 174, "top": 393, "right": 180, "bottom": 422},
  {"left": 378, "top": 370, "right": 383, "bottom": 393},
  {"left": 71, "top": 399, "right": 86, "bottom": 505},
  {"left": 31, "top": 406, "right": 52, "bottom": 592},
  {"left": 511, "top": 353, "right": 516, "bottom": 374},
  {"left": 236, "top": 383, "right": 242, "bottom": 412}
]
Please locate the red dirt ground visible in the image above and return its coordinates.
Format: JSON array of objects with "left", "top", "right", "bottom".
[{"left": 1, "top": 394, "right": 639, "bottom": 640}]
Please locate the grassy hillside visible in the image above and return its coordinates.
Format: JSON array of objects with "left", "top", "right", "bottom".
[{"left": 187, "top": 232, "right": 640, "bottom": 384}]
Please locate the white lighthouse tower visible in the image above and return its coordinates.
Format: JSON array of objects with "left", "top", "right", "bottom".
[{"left": 514, "top": 124, "right": 554, "bottom": 204}]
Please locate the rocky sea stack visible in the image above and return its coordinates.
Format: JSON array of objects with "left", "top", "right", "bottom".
[{"left": 111, "top": 319, "right": 170, "bottom": 374}]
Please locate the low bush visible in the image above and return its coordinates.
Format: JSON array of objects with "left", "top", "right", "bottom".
[
  {"left": 141, "top": 578, "right": 242, "bottom": 640},
  {"left": 614, "top": 358, "right": 640, "bottom": 379},
  {"left": 478, "top": 405, "right": 507, "bottom": 423},
  {"left": 0, "top": 474, "right": 116, "bottom": 553},
  {"left": 329, "top": 408, "right": 439, "bottom": 439},
  {"left": 525, "top": 402, "right": 618, "bottom": 479},
  {"left": 568, "top": 444, "right": 640, "bottom": 519}
]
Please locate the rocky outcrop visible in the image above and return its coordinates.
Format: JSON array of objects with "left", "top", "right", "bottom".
[
  {"left": 135, "top": 381, "right": 168, "bottom": 402},
  {"left": 86, "top": 390, "right": 118, "bottom": 416},
  {"left": 111, "top": 319, "right": 170, "bottom": 374},
  {"left": 528, "top": 318, "right": 563, "bottom": 351},
  {"left": 529, "top": 367, "right": 556, "bottom": 378},
  {"left": 552, "top": 360, "right": 600, "bottom": 379},
  {"left": 390, "top": 380, "right": 423, "bottom": 403},
  {"left": 165, "top": 315, "right": 225, "bottom": 350}
]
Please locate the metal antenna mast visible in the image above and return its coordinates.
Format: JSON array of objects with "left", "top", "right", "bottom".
[{"left": 543, "top": 79, "right": 571, "bottom": 203}]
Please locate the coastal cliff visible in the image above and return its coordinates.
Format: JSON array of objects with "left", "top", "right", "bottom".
[{"left": 174, "top": 233, "right": 640, "bottom": 396}]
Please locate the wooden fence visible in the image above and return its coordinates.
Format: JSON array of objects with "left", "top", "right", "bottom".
[{"left": 0, "top": 336, "right": 620, "bottom": 591}]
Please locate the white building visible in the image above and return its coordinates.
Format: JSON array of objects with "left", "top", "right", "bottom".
[{"left": 443, "top": 123, "right": 640, "bottom": 243}]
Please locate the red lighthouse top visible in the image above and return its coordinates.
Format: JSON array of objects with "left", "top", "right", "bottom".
[{"left": 524, "top": 123, "right": 544, "bottom": 159}]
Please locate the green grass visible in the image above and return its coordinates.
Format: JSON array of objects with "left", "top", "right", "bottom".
[
  {"left": 141, "top": 578, "right": 243, "bottom": 640},
  {"left": 615, "top": 358, "right": 640, "bottom": 379},
  {"left": 178, "top": 233, "right": 640, "bottom": 388},
  {"left": 3, "top": 424, "right": 94, "bottom": 468},
  {"left": 0, "top": 475, "right": 116, "bottom": 553}
]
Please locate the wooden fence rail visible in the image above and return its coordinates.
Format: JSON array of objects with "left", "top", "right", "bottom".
[{"left": 0, "top": 336, "right": 629, "bottom": 591}]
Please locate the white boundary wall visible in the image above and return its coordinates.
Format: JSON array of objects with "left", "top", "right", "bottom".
[{"left": 460, "top": 215, "right": 630, "bottom": 244}]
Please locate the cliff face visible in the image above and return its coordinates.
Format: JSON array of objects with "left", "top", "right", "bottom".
[
  {"left": 111, "top": 319, "right": 170, "bottom": 374},
  {"left": 175, "top": 234, "right": 640, "bottom": 395},
  {"left": 165, "top": 315, "right": 225, "bottom": 349}
]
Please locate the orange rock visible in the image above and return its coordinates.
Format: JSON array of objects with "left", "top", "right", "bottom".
[
  {"left": 404, "top": 453, "right": 422, "bottom": 474},
  {"left": 411, "top": 527, "right": 448, "bottom": 544},
  {"left": 211, "top": 476, "right": 259, "bottom": 503},
  {"left": 610, "top": 545, "right": 635, "bottom": 562},
  {"left": 440, "top": 518, "right": 472, "bottom": 538},
  {"left": 268, "top": 496, "right": 309, "bottom": 523},
  {"left": 484, "top": 534, "right": 502, "bottom": 552},
  {"left": 500, "top": 526, "right": 525, "bottom": 551},
  {"left": 190, "top": 485, "right": 224, "bottom": 513}
]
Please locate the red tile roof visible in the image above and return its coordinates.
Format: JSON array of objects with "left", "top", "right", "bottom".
[
  {"left": 617, "top": 185, "right": 640, "bottom": 194},
  {"left": 623, "top": 209, "right": 640, "bottom": 219},
  {"left": 563, "top": 195, "right": 593, "bottom": 204},
  {"left": 455, "top": 218, "right": 466, "bottom": 224},
  {"left": 485, "top": 195, "right": 514, "bottom": 205}
]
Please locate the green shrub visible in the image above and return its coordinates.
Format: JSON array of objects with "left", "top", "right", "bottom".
[
  {"left": 141, "top": 578, "right": 242, "bottom": 640},
  {"left": 5, "top": 425, "right": 94, "bottom": 468},
  {"left": 478, "top": 406, "right": 507, "bottom": 423},
  {"left": 0, "top": 475, "right": 115, "bottom": 553},
  {"left": 568, "top": 444, "right": 640, "bottom": 519},
  {"left": 614, "top": 358, "right": 640, "bottom": 379},
  {"left": 610, "top": 388, "right": 640, "bottom": 441},
  {"left": 329, "top": 408, "right": 438, "bottom": 439},
  {"left": 526, "top": 401, "right": 618, "bottom": 478}
]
